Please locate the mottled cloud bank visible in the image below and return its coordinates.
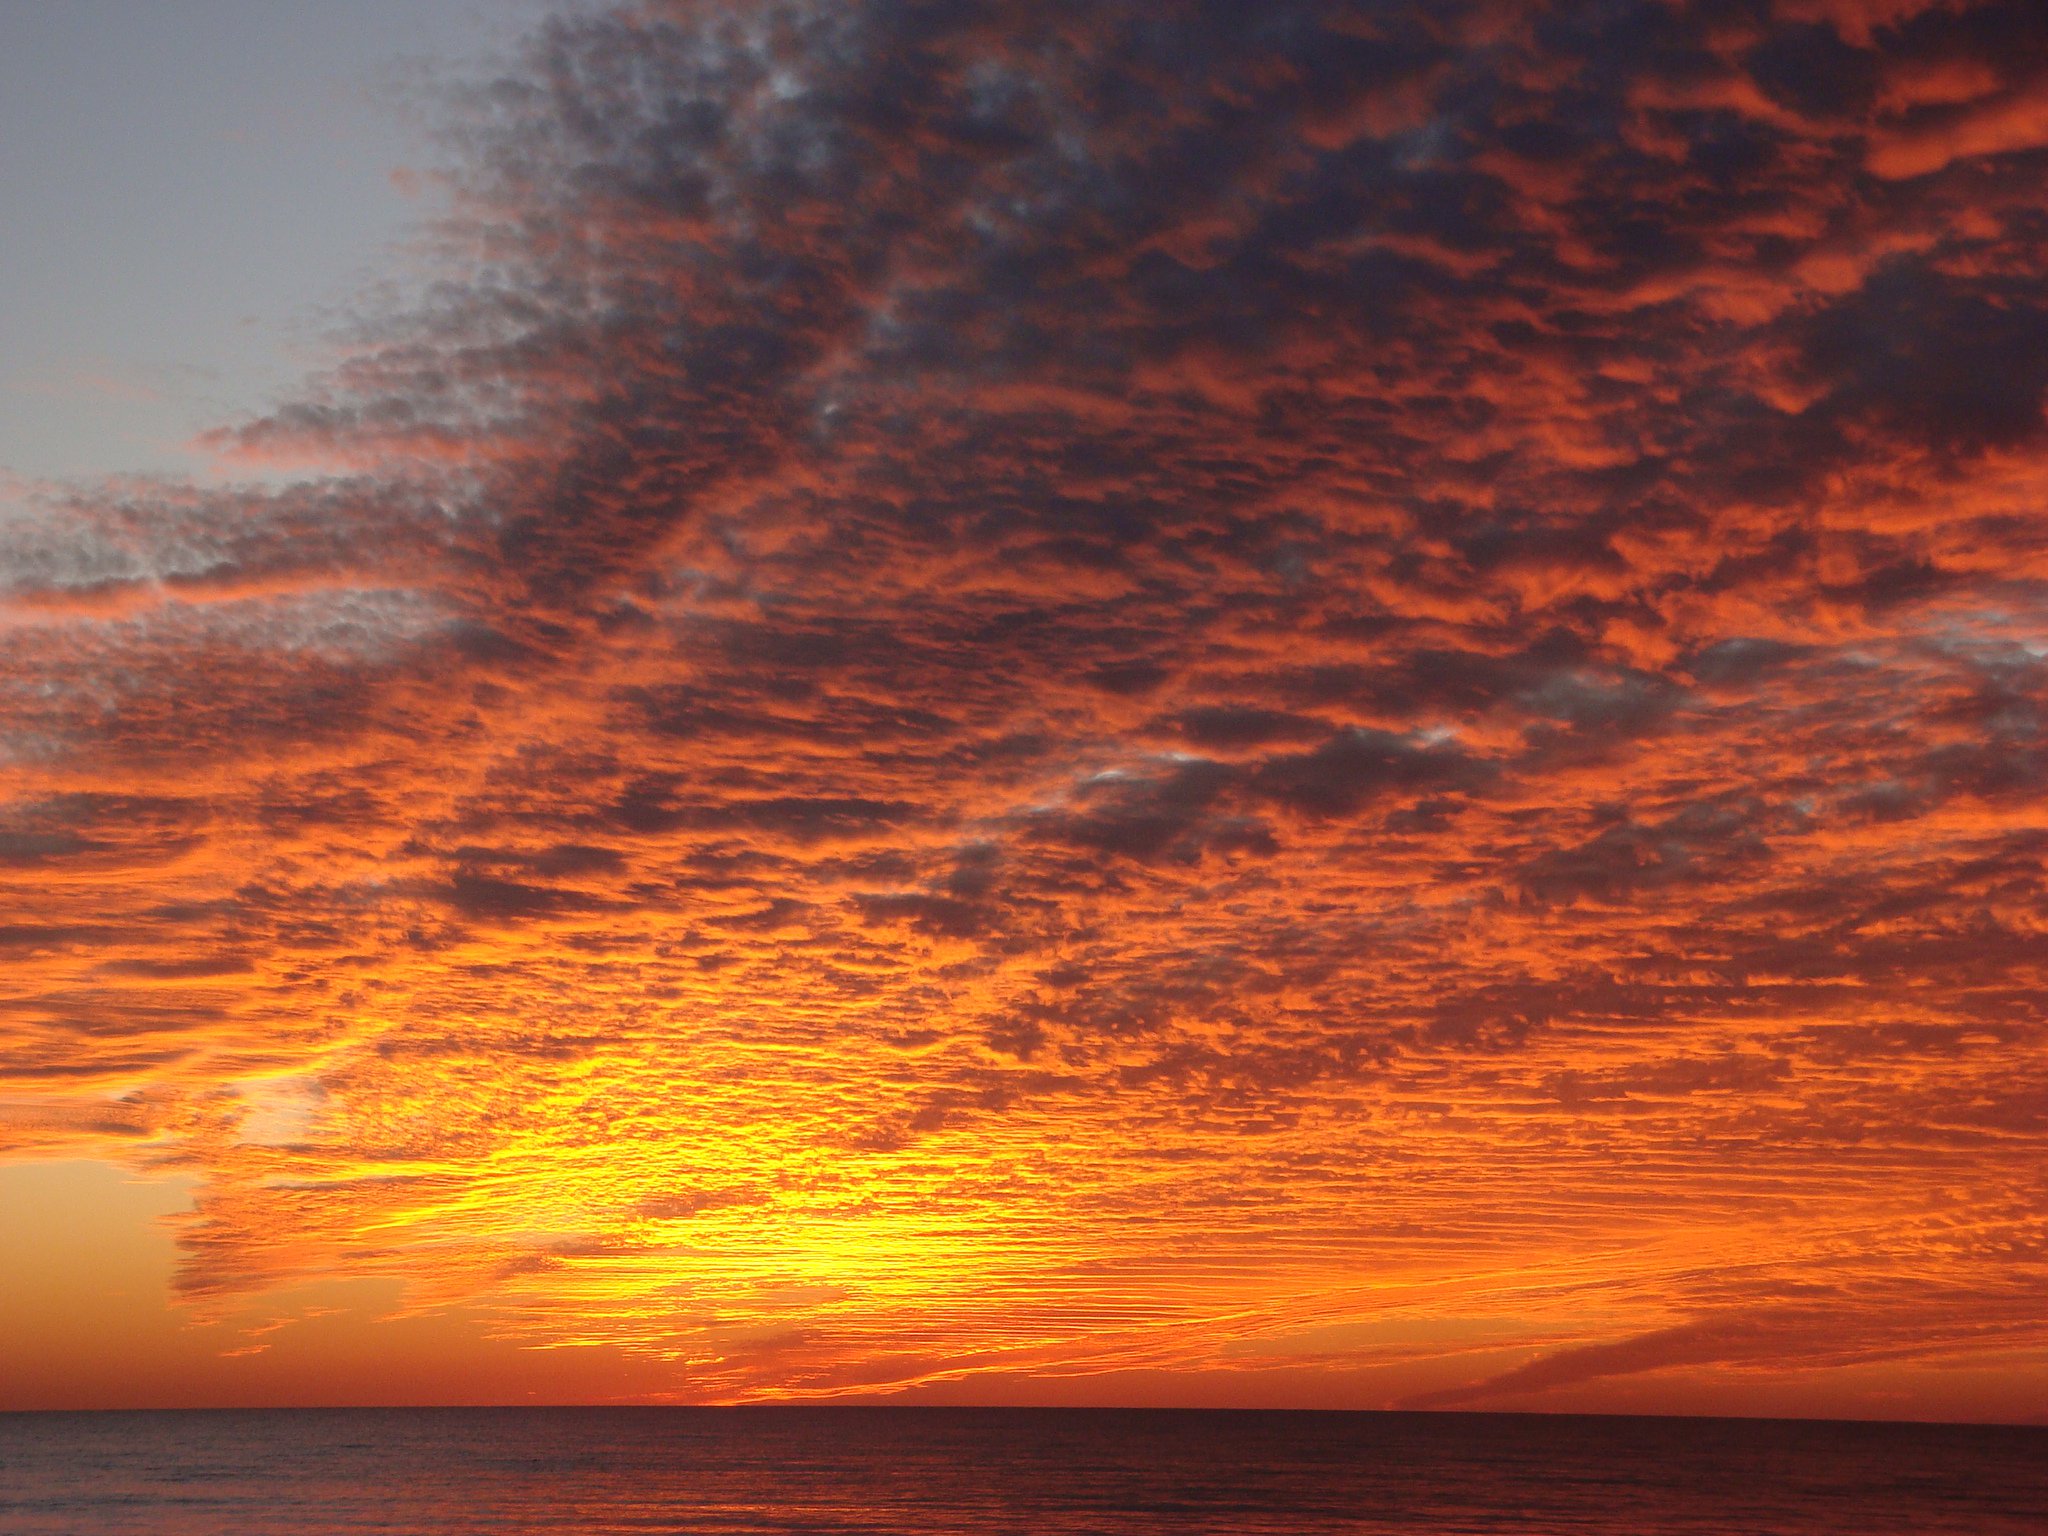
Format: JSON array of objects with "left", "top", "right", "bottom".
[{"left": 4, "top": 0, "right": 2047, "bottom": 1412}]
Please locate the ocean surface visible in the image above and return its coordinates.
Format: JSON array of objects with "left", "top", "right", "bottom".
[{"left": 0, "top": 1407, "right": 2043, "bottom": 1535}]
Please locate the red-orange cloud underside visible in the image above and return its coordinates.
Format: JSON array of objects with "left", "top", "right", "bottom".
[{"left": 2, "top": 0, "right": 2045, "bottom": 1417}]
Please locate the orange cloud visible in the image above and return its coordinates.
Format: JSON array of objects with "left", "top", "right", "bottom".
[{"left": 2, "top": 0, "right": 2046, "bottom": 1417}]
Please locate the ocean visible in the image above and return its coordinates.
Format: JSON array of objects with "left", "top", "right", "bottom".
[{"left": 0, "top": 1407, "right": 2041, "bottom": 1534}]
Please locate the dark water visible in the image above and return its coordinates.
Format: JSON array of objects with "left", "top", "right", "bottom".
[{"left": 0, "top": 1408, "right": 2043, "bottom": 1535}]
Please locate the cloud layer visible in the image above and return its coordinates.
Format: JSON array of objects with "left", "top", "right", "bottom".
[{"left": 3, "top": 0, "right": 2046, "bottom": 1410}]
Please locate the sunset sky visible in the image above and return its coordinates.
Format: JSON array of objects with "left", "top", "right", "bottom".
[{"left": 3, "top": 0, "right": 2046, "bottom": 1420}]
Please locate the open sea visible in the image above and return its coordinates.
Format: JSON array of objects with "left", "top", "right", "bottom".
[{"left": 0, "top": 1408, "right": 2042, "bottom": 1535}]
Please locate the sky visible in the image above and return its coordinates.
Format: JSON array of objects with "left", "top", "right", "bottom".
[
  {"left": 0, "top": 0, "right": 562, "bottom": 483},
  {"left": 1, "top": 0, "right": 2045, "bottom": 1420}
]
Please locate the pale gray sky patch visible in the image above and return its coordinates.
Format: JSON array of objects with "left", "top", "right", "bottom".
[{"left": 0, "top": 0, "right": 565, "bottom": 486}]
